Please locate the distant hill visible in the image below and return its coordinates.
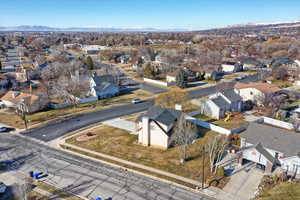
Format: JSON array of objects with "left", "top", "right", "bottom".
[{"left": 0, "top": 25, "right": 188, "bottom": 32}]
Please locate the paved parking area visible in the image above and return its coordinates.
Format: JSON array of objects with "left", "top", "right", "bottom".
[{"left": 102, "top": 118, "right": 136, "bottom": 133}]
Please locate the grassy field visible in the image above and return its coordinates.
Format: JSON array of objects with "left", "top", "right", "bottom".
[
  {"left": 223, "top": 71, "right": 257, "bottom": 80},
  {"left": 258, "top": 182, "right": 300, "bottom": 200},
  {"left": 66, "top": 125, "right": 218, "bottom": 182},
  {"left": 270, "top": 80, "right": 293, "bottom": 88},
  {"left": 0, "top": 90, "right": 151, "bottom": 129},
  {"left": 194, "top": 114, "right": 247, "bottom": 129}
]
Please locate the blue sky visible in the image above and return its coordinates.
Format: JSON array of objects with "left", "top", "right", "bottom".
[{"left": 1, "top": 0, "right": 300, "bottom": 29}]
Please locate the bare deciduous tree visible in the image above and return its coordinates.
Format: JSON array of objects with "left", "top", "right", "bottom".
[
  {"left": 206, "top": 135, "right": 228, "bottom": 174},
  {"left": 174, "top": 114, "right": 197, "bottom": 164}
]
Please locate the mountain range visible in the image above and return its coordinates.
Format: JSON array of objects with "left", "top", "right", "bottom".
[{"left": 1, "top": 20, "right": 300, "bottom": 32}]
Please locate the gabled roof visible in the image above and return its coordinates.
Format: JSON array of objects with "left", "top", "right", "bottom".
[
  {"left": 234, "top": 82, "right": 281, "bottom": 94},
  {"left": 241, "top": 123, "right": 300, "bottom": 157},
  {"left": 241, "top": 142, "right": 276, "bottom": 164},
  {"left": 136, "top": 106, "right": 182, "bottom": 127},
  {"left": 95, "top": 82, "right": 116, "bottom": 91},
  {"left": 92, "top": 74, "right": 115, "bottom": 85},
  {"left": 271, "top": 58, "right": 294, "bottom": 68},
  {"left": 211, "top": 96, "right": 230, "bottom": 108},
  {"left": 0, "top": 91, "right": 40, "bottom": 105},
  {"left": 221, "top": 89, "right": 241, "bottom": 102}
]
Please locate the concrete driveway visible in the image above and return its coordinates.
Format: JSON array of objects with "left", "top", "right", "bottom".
[
  {"left": 223, "top": 166, "right": 264, "bottom": 200},
  {"left": 102, "top": 118, "right": 136, "bottom": 133}
]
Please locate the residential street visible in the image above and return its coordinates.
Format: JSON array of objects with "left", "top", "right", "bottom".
[
  {"left": 0, "top": 133, "right": 213, "bottom": 200},
  {"left": 21, "top": 73, "right": 262, "bottom": 142},
  {"left": 22, "top": 100, "right": 154, "bottom": 142}
]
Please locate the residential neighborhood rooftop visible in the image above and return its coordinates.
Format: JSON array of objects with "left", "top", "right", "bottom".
[
  {"left": 234, "top": 82, "right": 282, "bottom": 94},
  {"left": 241, "top": 122, "right": 300, "bottom": 157},
  {"left": 136, "top": 106, "right": 182, "bottom": 127}
]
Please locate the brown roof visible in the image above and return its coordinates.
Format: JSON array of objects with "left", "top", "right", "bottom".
[
  {"left": 0, "top": 74, "right": 8, "bottom": 79},
  {"left": 0, "top": 91, "right": 40, "bottom": 105},
  {"left": 234, "top": 83, "right": 281, "bottom": 94}
]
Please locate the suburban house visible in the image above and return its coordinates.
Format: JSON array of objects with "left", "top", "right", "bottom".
[
  {"left": 81, "top": 45, "right": 109, "bottom": 54},
  {"left": 0, "top": 91, "right": 48, "bottom": 113},
  {"left": 221, "top": 62, "right": 243, "bottom": 73},
  {"left": 136, "top": 106, "right": 190, "bottom": 149},
  {"left": 239, "top": 122, "right": 300, "bottom": 176},
  {"left": 189, "top": 64, "right": 222, "bottom": 80},
  {"left": 201, "top": 89, "right": 243, "bottom": 119},
  {"left": 15, "top": 68, "right": 29, "bottom": 82},
  {"left": 239, "top": 57, "right": 263, "bottom": 70},
  {"left": 0, "top": 74, "right": 9, "bottom": 88},
  {"left": 234, "top": 82, "right": 282, "bottom": 105},
  {"left": 166, "top": 71, "right": 178, "bottom": 83},
  {"left": 89, "top": 74, "right": 119, "bottom": 99},
  {"left": 295, "top": 60, "right": 300, "bottom": 67}
]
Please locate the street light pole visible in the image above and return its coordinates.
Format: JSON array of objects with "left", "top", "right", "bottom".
[{"left": 202, "top": 146, "right": 205, "bottom": 190}]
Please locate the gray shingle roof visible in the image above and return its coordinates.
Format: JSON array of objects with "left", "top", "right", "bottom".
[
  {"left": 136, "top": 106, "right": 182, "bottom": 127},
  {"left": 92, "top": 75, "right": 115, "bottom": 85},
  {"left": 221, "top": 90, "right": 241, "bottom": 102},
  {"left": 211, "top": 96, "right": 230, "bottom": 108},
  {"left": 241, "top": 123, "right": 300, "bottom": 157}
]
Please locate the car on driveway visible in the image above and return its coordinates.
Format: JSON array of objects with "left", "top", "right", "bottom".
[{"left": 132, "top": 98, "right": 143, "bottom": 104}]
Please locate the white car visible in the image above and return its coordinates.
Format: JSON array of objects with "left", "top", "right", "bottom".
[
  {"left": 0, "top": 182, "right": 7, "bottom": 194},
  {"left": 132, "top": 98, "right": 143, "bottom": 104}
]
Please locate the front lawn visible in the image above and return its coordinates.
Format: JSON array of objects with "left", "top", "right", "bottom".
[
  {"left": 66, "top": 125, "right": 217, "bottom": 182},
  {"left": 258, "top": 182, "right": 300, "bottom": 200},
  {"left": 0, "top": 90, "right": 151, "bottom": 128}
]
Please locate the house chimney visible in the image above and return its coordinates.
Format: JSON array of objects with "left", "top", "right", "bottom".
[
  {"left": 142, "top": 117, "right": 150, "bottom": 146},
  {"left": 175, "top": 104, "right": 182, "bottom": 111}
]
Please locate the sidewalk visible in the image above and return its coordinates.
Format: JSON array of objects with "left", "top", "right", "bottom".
[{"left": 57, "top": 134, "right": 236, "bottom": 200}]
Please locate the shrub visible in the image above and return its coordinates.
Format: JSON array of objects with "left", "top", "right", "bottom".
[{"left": 216, "top": 166, "right": 225, "bottom": 178}]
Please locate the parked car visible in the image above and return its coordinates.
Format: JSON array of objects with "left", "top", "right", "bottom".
[
  {"left": 0, "top": 127, "right": 15, "bottom": 133},
  {"left": 132, "top": 98, "right": 143, "bottom": 104},
  {"left": 0, "top": 182, "right": 7, "bottom": 194}
]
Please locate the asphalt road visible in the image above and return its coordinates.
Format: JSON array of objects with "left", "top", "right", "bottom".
[
  {"left": 0, "top": 133, "right": 213, "bottom": 200},
  {"left": 22, "top": 73, "right": 262, "bottom": 142},
  {"left": 22, "top": 100, "right": 153, "bottom": 142}
]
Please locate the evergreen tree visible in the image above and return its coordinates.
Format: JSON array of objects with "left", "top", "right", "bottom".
[
  {"left": 85, "top": 56, "right": 94, "bottom": 70},
  {"left": 176, "top": 69, "right": 188, "bottom": 88},
  {"left": 143, "top": 62, "right": 156, "bottom": 78}
]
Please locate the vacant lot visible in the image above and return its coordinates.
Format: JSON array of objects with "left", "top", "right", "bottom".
[
  {"left": 66, "top": 125, "right": 217, "bottom": 182},
  {"left": 258, "top": 182, "right": 300, "bottom": 200}
]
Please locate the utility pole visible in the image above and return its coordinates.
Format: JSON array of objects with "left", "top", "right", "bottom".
[
  {"left": 17, "top": 99, "right": 28, "bottom": 130},
  {"left": 202, "top": 146, "right": 205, "bottom": 190}
]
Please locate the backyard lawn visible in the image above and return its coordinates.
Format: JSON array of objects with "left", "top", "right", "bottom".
[
  {"left": 194, "top": 114, "right": 247, "bottom": 129},
  {"left": 258, "top": 182, "right": 300, "bottom": 200},
  {"left": 66, "top": 125, "right": 218, "bottom": 182}
]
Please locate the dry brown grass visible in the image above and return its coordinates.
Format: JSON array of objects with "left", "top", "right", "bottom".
[
  {"left": 66, "top": 125, "right": 218, "bottom": 182},
  {"left": 0, "top": 90, "right": 152, "bottom": 128}
]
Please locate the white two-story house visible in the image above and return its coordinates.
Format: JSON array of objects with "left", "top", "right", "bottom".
[
  {"left": 89, "top": 74, "right": 119, "bottom": 99},
  {"left": 136, "top": 106, "right": 188, "bottom": 149}
]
